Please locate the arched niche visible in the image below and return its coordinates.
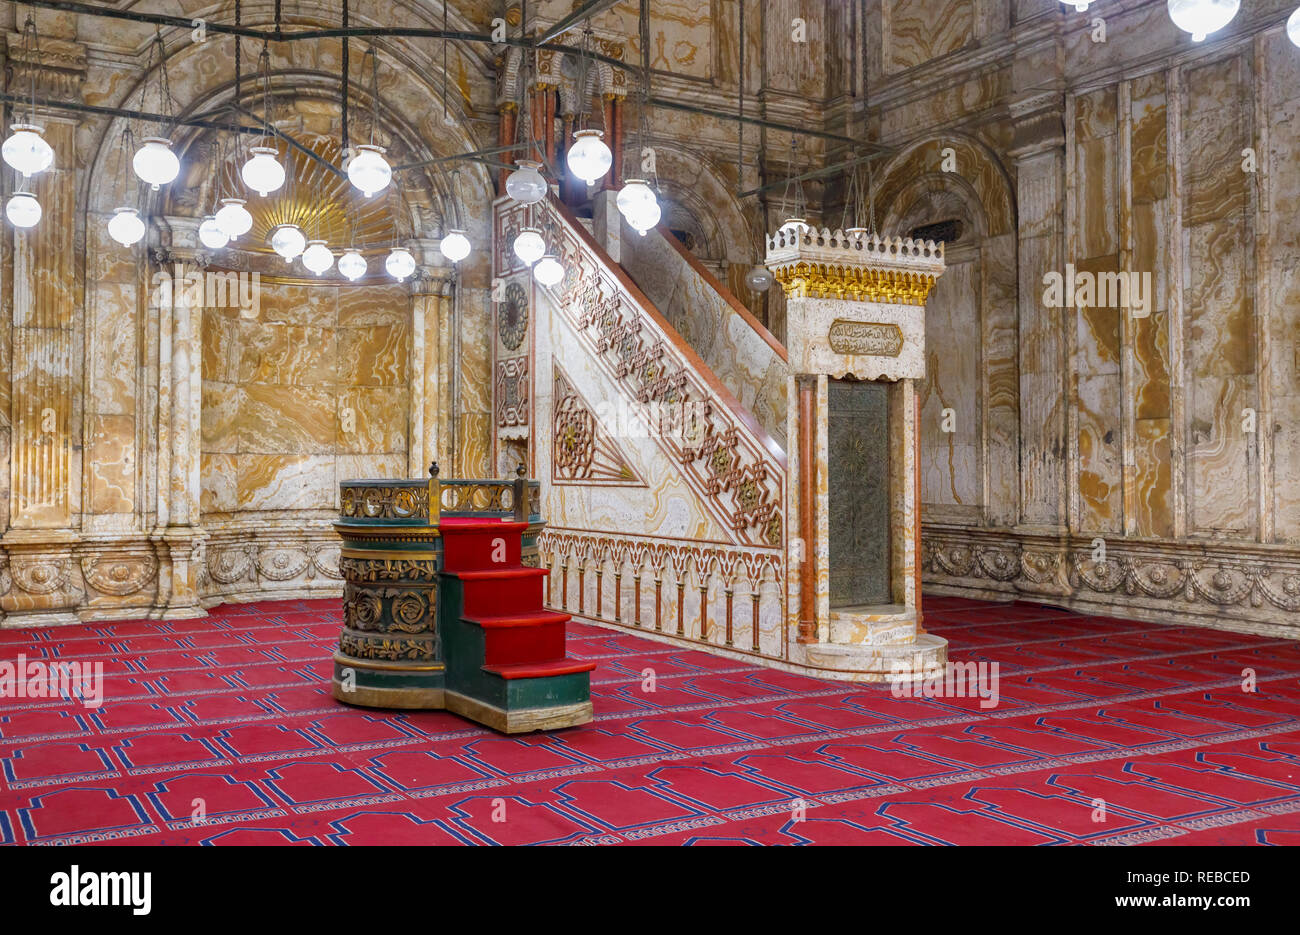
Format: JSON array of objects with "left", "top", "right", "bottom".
[{"left": 876, "top": 135, "right": 1020, "bottom": 529}]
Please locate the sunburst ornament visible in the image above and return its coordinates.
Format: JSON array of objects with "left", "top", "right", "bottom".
[{"left": 217, "top": 132, "right": 396, "bottom": 263}]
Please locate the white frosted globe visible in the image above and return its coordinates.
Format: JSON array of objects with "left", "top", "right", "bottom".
[
  {"left": 302, "top": 240, "right": 334, "bottom": 275},
  {"left": 338, "top": 249, "right": 367, "bottom": 281},
  {"left": 132, "top": 137, "right": 180, "bottom": 191},
  {"left": 385, "top": 246, "right": 416, "bottom": 281},
  {"left": 1167, "top": 0, "right": 1239, "bottom": 41},
  {"left": 1060, "top": 0, "right": 1089, "bottom": 11},
  {"left": 534, "top": 254, "right": 564, "bottom": 287},
  {"left": 1289, "top": 7, "right": 1300, "bottom": 47},
  {"left": 2, "top": 125, "right": 53, "bottom": 177},
  {"left": 199, "top": 215, "right": 230, "bottom": 249},
  {"left": 616, "top": 179, "right": 661, "bottom": 235},
  {"left": 215, "top": 198, "right": 253, "bottom": 239},
  {"left": 505, "top": 160, "right": 548, "bottom": 204},
  {"left": 439, "top": 229, "right": 471, "bottom": 263},
  {"left": 347, "top": 144, "right": 391, "bottom": 198},
  {"left": 6, "top": 191, "right": 41, "bottom": 228},
  {"left": 269, "top": 223, "right": 306, "bottom": 261},
  {"left": 745, "top": 266, "right": 774, "bottom": 292},
  {"left": 513, "top": 227, "right": 546, "bottom": 264},
  {"left": 241, "top": 146, "right": 285, "bottom": 196},
  {"left": 566, "top": 129, "right": 612, "bottom": 183},
  {"left": 107, "top": 206, "right": 145, "bottom": 246}
]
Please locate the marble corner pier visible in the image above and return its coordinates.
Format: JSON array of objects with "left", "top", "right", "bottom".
[{"left": 769, "top": 227, "right": 948, "bottom": 682}]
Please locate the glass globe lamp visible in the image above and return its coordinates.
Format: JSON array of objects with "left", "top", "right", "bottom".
[
  {"left": 215, "top": 198, "right": 253, "bottom": 240},
  {"left": 2, "top": 124, "right": 54, "bottom": 177},
  {"left": 566, "top": 129, "right": 612, "bottom": 184},
  {"left": 347, "top": 143, "right": 392, "bottom": 198},
  {"left": 745, "top": 266, "right": 774, "bottom": 293},
  {"left": 439, "top": 229, "right": 471, "bottom": 263},
  {"left": 338, "top": 249, "right": 367, "bottom": 281},
  {"left": 1167, "top": 0, "right": 1239, "bottom": 41},
  {"left": 505, "top": 160, "right": 548, "bottom": 204},
  {"left": 269, "top": 223, "right": 306, "bottom": 262},
  {"left": 133, "top": 137, "right": 180, "bottom": 191},
  {"left": 6, "top": 191, "right": 41, "bottom": 228},
  {"left": 385, "top": 247, "right": 416, "bottom": 281},
  {"left": 534, "top": 254, "right": 564, "bottom": 287},
  {"left": 198, "top": 215, "right": 230, "bottom": 250},
  {"left": 302, "top": 240, "right": 334, "bottom": 276},
  {"left": 513, "top": 227, "right": 546, "bottom": 265},
  {"left": 616, "top": 179, "right": 661, "bottom": 235},
  {"left": 241, "top": 146, "right": 285, "bottom": 196},
  {"left": 107, "top": 206, "right": 145, "bottom": 246}
]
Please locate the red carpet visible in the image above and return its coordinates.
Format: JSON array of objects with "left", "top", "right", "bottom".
[{"left": 2, "top": 595, "right": 1299, "bottom": 845}]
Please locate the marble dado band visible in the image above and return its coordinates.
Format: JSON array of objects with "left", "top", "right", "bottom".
[
  {"left": 0, "top": 533, "right": 347, "bottom": 625},
  {"left": 922, "top": 528, "right": 1300, "bottom": 635}
]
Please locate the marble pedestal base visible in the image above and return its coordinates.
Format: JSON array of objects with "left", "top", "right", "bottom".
[{"left": 801, "top": 605, "right": 947, "bottom": 682}]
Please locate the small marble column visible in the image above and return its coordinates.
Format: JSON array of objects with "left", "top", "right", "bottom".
[
  {"left": 409, "top": 245, "right": 455, "bottom": 475},
  {"left": 150, "top": 221, "right": 208, "bottom": 620}
]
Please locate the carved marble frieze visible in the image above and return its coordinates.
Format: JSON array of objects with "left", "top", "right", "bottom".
[{"left": 922, "top": 525, "right": 1300, "bottom": 634}]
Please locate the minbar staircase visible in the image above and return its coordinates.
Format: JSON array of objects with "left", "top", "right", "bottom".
[{"left": 438, "top": 517, "right": 595, "bottom": 732}]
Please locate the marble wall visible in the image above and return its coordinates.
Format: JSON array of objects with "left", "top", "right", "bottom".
[
  {"left": 0, "top": 3, "right": 498, "bottom": 624},
  {"left": 861, "top": 1, "right": 1300, "bottom": 632}
]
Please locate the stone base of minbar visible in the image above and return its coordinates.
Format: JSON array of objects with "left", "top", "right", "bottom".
[{"left": 797, "top": 605, "right": 948, "bottom": 683}]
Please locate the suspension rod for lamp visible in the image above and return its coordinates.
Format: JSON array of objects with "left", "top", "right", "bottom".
[
  {"left": 17, "top": 0, "right": 866, "bottom": 147},
  {"left": 737, "top": 152, "right": 886, "bottom": 199}
]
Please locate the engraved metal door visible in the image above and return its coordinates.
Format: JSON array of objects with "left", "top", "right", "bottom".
[{"left": 827, "top": 379, "right": 891, "bottom": 607}]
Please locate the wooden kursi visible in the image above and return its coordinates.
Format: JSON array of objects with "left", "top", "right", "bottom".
[{"left": 331, "top": 465, "right": 593, "bottom": 733}]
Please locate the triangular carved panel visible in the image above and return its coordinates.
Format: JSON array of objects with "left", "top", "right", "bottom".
[{"left": 552, "top": 364, "right": 646, "bottom": 486}]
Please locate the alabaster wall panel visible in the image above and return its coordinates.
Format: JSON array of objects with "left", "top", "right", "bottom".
[
  {"left": 238, "top": 323, "right": 339, "bottom": 386},
  {"left": 199, "top": 282, "right": 411, "bottom": 518},
  {"left": 88, "top": 414, "right": 135, "bottom": 516},
  {"left": 888, "top": 0, "right": 974, "bottom": 74},
  {"left": 235, "top": 454, "right": 338, "bottom": 513},
  {"left": 921, "top": 257, "right": 980, "bottom": 510}
]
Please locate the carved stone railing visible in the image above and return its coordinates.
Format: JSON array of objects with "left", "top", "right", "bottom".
[
  {"left": 538, "top": 527, "right": 786, "bottom": 661},
  {"left": 520, "top": 196, "right": 787, "bottom": 549},
  {"left": 620, "top": 222, "right": 789, "bottom": 448}
]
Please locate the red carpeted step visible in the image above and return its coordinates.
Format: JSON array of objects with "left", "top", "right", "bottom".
[
  {"left": 467, "top": 611, "right": 571, "bottom": 667},
  {"left": 457, "top": 567, "right": 548, "bottom": 617},
  {"left": 483, "top": 658, "right": 597, "bottom": 680},
  {"left": 439, "top": 519, "right": 529, "bottom": 572}
]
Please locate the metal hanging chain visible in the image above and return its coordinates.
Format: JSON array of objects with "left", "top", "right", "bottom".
[
  {"left": 149, "top": 29, "right": 177, "bottom": 130},
  {"left": 780, "top": 135, "right": 805, "bottom": 221},
  {"left": 21, "top": 14, "right": 40, "bottom": 126},
  {"left": 636, "top": 0, "right": 656, "bottom": 188},
  {"left": 442, "top": 0, "right": 449, "bottom": 124},
  {"left": 116, "top": 126, "right": 135, "bottom": 206},
  {"left": 736, "top": 0, "right": 743, "bottom": 190},
  {"left": 341, "top": 0, "right": 349, "bottom": 154},
  {"left": 368, "top": 44, "right": 380, "bottom": 147},
  {"left": 839, "top": 163, "right": 860, "bottom": 232},
  {"left": 867, "top": 166, "right": 876, "bottom": 234},
  {"left": 576, "top": 23, "right": 593, "bottom": 130},
  {"left": 258, "top": 40, "right": 273, "bottom": 147}
]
